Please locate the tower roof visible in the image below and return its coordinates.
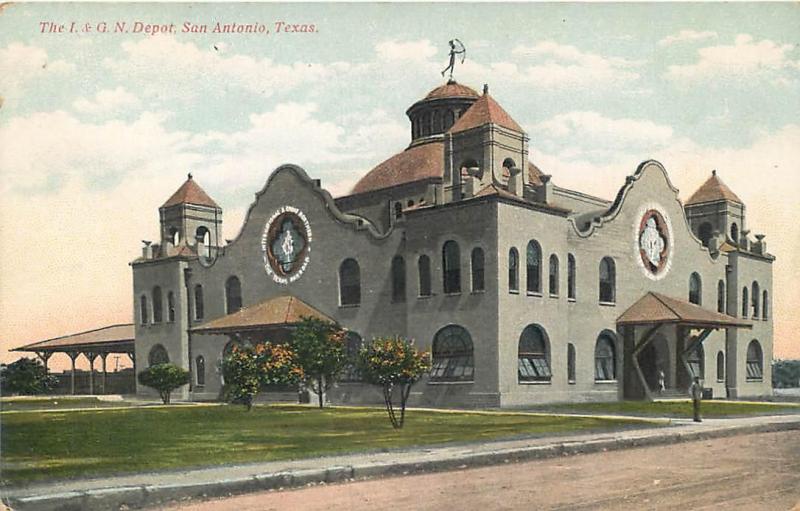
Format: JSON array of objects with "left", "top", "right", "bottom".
[
  {"left": 161, "top": 174, "right": 219, "bottom": 209},
  {"left": 449, "top": 86, "right": 523, "bottom": 133},
  {"left": 424, "top": 80, "right": 480, "bottom": 100},
  {"left": 685, "top": 170, "right": 742, "bottom": 206}
]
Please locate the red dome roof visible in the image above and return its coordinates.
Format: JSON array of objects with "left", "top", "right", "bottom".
[
  {"left": 424, "top": 81, "right": 479, "bottom": 100},
  {"left": 351, "top": 141, "right": 444, "bottom": 195}
]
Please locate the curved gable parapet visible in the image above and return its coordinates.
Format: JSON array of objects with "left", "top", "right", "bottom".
[
  {"left": 223, "top": 164, "right": 392, "bottom": 255},
  {"left": 567, "top": 160, "right": 720, "bottom": 262}
]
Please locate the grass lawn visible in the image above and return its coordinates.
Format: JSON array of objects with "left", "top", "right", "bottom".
[
  {"left": 530, "top": 400, "right": 800, "bottom": 417},
  {"left": 0, "top": 404, "right": 652, "bottom": 486},
  {"left": 0, "top": 397, "right": 134, "bottom": 412}
]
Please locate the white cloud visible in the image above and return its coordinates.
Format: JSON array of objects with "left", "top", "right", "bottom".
[
  {"left": 103, "top": 36, "right": 358, "bottom": 100},
  {"left": 375, "top": 39, "right": 437, "bottom": 63},
  {"left": 0, "top": 43, "right": 75, "bottom": 99},
  {"left": 531, "top": 111, "right": 673, "bottom": 147},
  {"left": 73, "top": 87, "right": 140, "bottom": 115},
  {"left": 666, "top": 34, "right": 798, "bottom": 81},
  {"left": 658, "top": 30, "right": 717, "bottom": 47},
  {"left": 505, "top": 41, "right": 641, "bottom": 88}
]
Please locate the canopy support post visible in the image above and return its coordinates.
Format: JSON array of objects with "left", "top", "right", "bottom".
[{"left": 68, "top": 352, "right": 79, "bottom": 395}]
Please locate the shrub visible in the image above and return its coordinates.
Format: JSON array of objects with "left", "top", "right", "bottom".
[
  {"left": 222, "top": 343, "right": 303, "bottom": 410},
  {"left": 137, "top": 363, "right": 189, "bottom": 404},
  {"left": 0, "top": 358, "right": 57, "bottom": 395},
  {"left": 357, "top": 337, "right": 431, "bottom": 429},
  {"left": 291, "top": 317, "right": 347, "bottom": 408}
]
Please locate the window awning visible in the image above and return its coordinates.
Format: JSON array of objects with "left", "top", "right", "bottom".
[
  {"left": 191, "top": 295, "right": 335, "bottom": 335},
  {"left": 617, "top": 292, "right": 752, "bottom": 329},
  {"left": 13, "top": 324, "right": 135, "bottom": 354}
]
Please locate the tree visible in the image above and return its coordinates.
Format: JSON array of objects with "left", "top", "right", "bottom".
[
  {"left": 137, "top": 363, "right": 189, "bottom": 404},
  {"left": 772, "top": 359, "right": 800, "bottom": 388},
  {"left": 291, "top": 317, "right": 347, "bottom": 408},
  {"left": 357, "top": 337, "right": 431, "bottom": 429},
  {"left": 0, "top": 357, "right": 57, "bottom": 395},
  {"left": 222, "top": 343, "right": 303, "bottom": 410}
]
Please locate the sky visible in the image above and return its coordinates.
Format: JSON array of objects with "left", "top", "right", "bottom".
[{"left": 1, "top": 2, "right": 799, "bottom": 372}]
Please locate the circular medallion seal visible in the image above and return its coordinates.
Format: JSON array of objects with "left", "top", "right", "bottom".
[
  {"left": 634, "top": 204, "right": 673, "bottom": 281},
  {"left": 261, "top": 206, "right": 312, "bottom": 284}
]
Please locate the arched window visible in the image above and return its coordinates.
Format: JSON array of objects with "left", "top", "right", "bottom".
[
  {"left": 430, "top": 325, "right": 474, "bottom": 382},
  {"left": 746, "top": 340, "right": 763, "bottom": 380},
  {"left": 394, "top": 202, "right": 403, "bottom": 220},
  {"left": 471, "top": 247, "right": 485, "bottom": 292},
  {"left": 751, "top": 281, "right": 760, "bottom": 318},
  {"left": 730, "top": 223, "right": 739, "bottom": 244},
  {"left": 433, "top": 110, "right": 442, "bottom": 132},
  {"left": 567, "top": 254, "right": 576, "bottom": 300},
  {"left": 698, "top": 222, "right": 713, "bottom": 247},
  {"left": 148, "top": 344, "right": 169, "bottom": 366},
  {"left": 340, "top": 332, "right": 363, "bottom": 382},
  {"left": 717, "top": 280, "right": 726, "bottom": 313},
  {"left": 518, "top": 325, "right": 551, "bottom": 382},
  {"left": 391, "top": 256, "right": 406, "bottom": 303},
  {"left": 225, "top": 276, "right": 242, "bottom": 314},
  {"left": 689, "top": 273, "right": 702, "bottom": 305},
  {"left": 196, "top": 227, "right": 211, "bottom": 257},
  {"left": 170, "top": 227, "right": 180, "bottom": 246},
  {"left": 418, "top": 255, "right": 432, "bottom": 297},
  {"left": 194, "top": 284, "right": 204, "bottom": 320},
  {"left": 526, "top": 241, "right": 542, "bottom": 294},
  {"left": 687, "top": 344, "right": 704, "bottom": 378},
  {"left": 549, "top": 254, "right": 559, "bottom": 296},
  {"left": 599, "top": 257, "right": 616, "bottom": 303},
  {"left": 762, "top": 290, "right": 769, "bottom": 320},
  {"left": 445, "top": 110, "right": 456, "bottom": 130},
  {"left": 195, "top": 355, "right": 205, "bottom": 386},
  {"left": 167, "top": 291, "right": 175, "bottom": 322},
  {"left": 339, "top": 259, "right": 361, "bottom": 306},
  {"left": 152, "top": 286, "right": 163, "bottom": 323},
  {"left": 508, "top": 248, "right": 519, "bottom": 292},
  {"left": 741, "top": 287, "right": 749, "bottom": 318},
  {"left": 716, "top": 351, "right": 725, "bottom": 382},
  {"left": 567, "top": 343, "right": 576, "bottom": 383},
  {"left": 442, "top": 241, "right": 461, "bottom": 294},
  {"left": 595, "top": 334, "right": 616, "bottom": 381},
  {"left": 140, "top": 295, "right": 149, "bottom": 325}
]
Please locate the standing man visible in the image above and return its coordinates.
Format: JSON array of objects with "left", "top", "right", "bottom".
[
  {"left": 658, "top": 369, "right": 666, "bottom": 395},
  {"left": 689, "top": 376, "right": 703, "bottom": 422}
]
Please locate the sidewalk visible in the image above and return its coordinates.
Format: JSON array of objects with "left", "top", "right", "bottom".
[{"left": 4, "top": 413, "right": 800, "bottom": 511}]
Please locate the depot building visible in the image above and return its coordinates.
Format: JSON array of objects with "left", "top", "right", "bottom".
[{"left": 129, "top": 79, "right": 774, "bottom": 407}]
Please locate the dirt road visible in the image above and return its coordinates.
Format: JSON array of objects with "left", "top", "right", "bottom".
[{"left": 162, "top": 430, "right": 800, "bottom": 511}]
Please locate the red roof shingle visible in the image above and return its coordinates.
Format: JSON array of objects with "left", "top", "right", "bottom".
[
  {"left": 162, "top": 175, "right": 219, "bottom": 209},
  {"left": 686, "top": 170, "right": 743, "bottom": 205},
  {"left": 192, "top": 295, "right": 334, "bottom": 334},
  {"left": 449, "top": 91, "right": 523, "bottom": 133},
  {"left": 351, "top": 141, "right": 444, "bottom": 195},
  {"left": 424, "top": 80, "right": 480, "bottom": 100}
]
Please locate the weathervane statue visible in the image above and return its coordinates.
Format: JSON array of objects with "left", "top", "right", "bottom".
[{"left": 441, "top": 39, "right": 466, "bottom": 80}]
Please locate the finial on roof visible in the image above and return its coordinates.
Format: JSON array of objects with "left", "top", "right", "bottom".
[
  {"left": 483, "top": 84, "right": 489, "bottom": 95},
  {"left": 188, "top": 172, "right": 193, "bottom": 180},
  {"left": 712, "top": 169, "right": 716, "bottom": 176}
]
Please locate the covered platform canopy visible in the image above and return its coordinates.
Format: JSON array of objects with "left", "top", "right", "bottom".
[
  {"left": 13, "top": 324, "right": 135, "bottom": 395},
  {"left": 617, "top": 292, "right": 752, "bottom": 400},
  {"left": 192, "top": 295, "right": 334, "bottom": 337}
]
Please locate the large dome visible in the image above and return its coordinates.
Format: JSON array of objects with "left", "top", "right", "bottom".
[{"left": 351, "top": 141, "right": 444, "bottom": 195}]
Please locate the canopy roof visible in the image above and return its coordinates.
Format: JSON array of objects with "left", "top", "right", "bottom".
[
  {"left": 14, "top": 324, "right": 135, "bottom": 354},
  {"left": 192, "top": 295, "right": 335, "bottom": 335},
  {"left": 617, "top": 292, "right": 752, "bottom": 329}
]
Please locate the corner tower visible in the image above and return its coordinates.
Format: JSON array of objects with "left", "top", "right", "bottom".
[
  {"left": 445, "top": 84, "right": 529, "bottom": 201},
  {"left": 684, "top": 170, "right": 745, "bottom": 249},
  {"left": 159, "top": 173, "right": 222, "bottom": 257}
]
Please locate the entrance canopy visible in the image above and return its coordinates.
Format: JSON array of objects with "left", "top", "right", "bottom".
[
  {"left": 617, "top": 292, "right": 751, "bottom": 401},
  {"left": 192, "top": 295, "right": 334, "bottom": 335},
  {"left": 617, "top": 292, "right": 751, "bottom": 330}
]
